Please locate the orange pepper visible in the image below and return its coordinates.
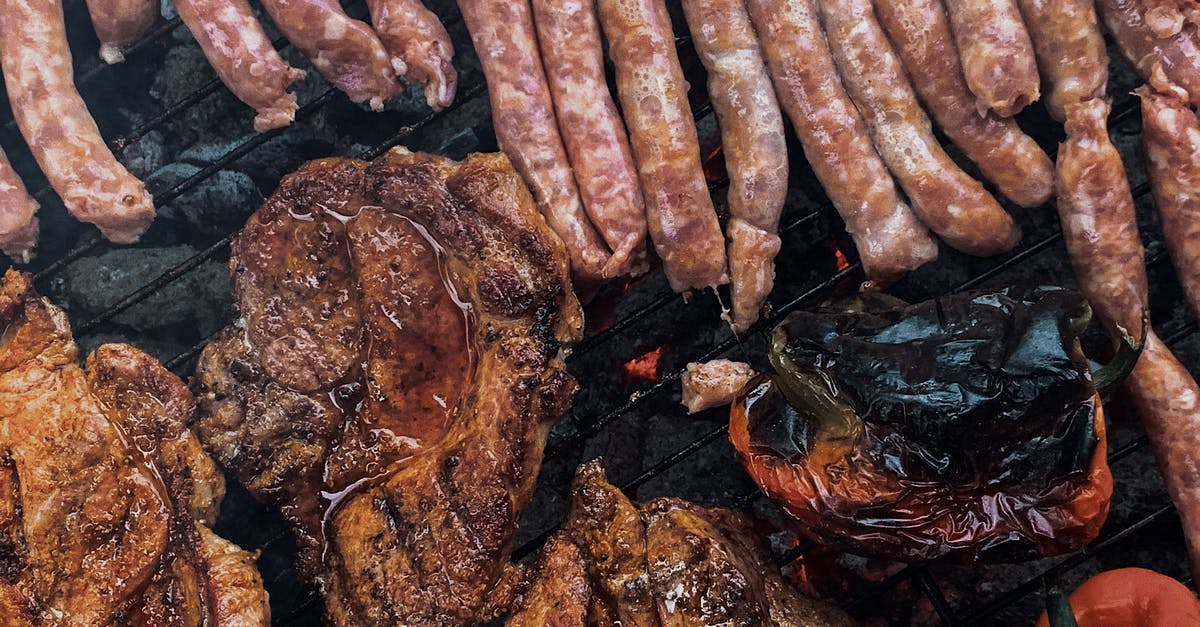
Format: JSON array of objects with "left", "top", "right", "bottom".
[{"left": 1036, "top": 568, "right": 1200, "bottom": 627}]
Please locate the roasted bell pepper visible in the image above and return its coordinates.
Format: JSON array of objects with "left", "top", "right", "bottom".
[
  {"left": 1036, "top": 568, "right": 1200, "bottom": 627},
  {"left": 730, "top": 287, "right": 1138, "bottom": 562}
]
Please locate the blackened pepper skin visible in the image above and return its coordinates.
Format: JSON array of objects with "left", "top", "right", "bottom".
[{"left": 731, "top": 287, "right": 1114, "bottom": 562}]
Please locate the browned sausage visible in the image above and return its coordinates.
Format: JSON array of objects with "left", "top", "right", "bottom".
[
  {"left": 744, "top": 0, "right": 937, "bottom": 284},
  {"left": 597, "top": 0, "right": 729, "bottom": 292},
  {"left": 365, "top": 0, "right": 457, "bottom": 110},
  {"left": 259, "top": 0, "right": 399, "bottom": 110},
  {"left": 681, "top": 0, "right": 787, "bottom": 330},
  {"left": 84, "top": 0, "right": 158, "bottom": 63},
  {"left": 941, "top": 0, "right": 1042, "bottom": 116},
  {"left": 1140, "top": 69, "right": 1200, "bottom": 319},
  {"left": 459, "top": 0, "right": 613, "bottom": 280},
  {"left": 176, "top": 0, "right": 305, "bottom": 132},
  {"left": 876, "top": 0, "right": 1054, "bottom": 208},
  {"left": 817, "top": 0, "right": 1021, "bottom": 257},
  {"left": 1126, "top": 332, "right": 1200, "bottom": 584},
  {"left": 530, "top": 0, "right": 648, "bottom": 277},
  {"left": 0, "top": 149, "right": 39, "bottom": 263},
  {"left": 1142, "top": 0, "right": 1200, "bottom": 36},
  {"left": 1056, "top": 95, "right": 1200, "bottom": 581},
  {"left": 1015, "top": 0, "right": 1109, "bottom": 121},
  {"left": 0, "top": 0, "right": 155, "bottom": 243},
  {"left": 1097, "top": 0, "right": 1200, "bottom": 107}
]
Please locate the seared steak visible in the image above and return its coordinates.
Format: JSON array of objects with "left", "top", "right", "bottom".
[
  {"left": 191, "top": 148, "right": 582, "bottom": 625},
  {"left": 0, "top": 270, "right": 268, "bottom": 625}
]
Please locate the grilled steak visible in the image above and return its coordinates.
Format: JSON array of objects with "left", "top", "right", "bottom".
[
  {"left": 191, "top": 148, "right": 583, "bottom": 624},
  {"left": 0, "top": 269, "right": 268, "bottom": 625},
  {"left": 509, "top": 460, "right": 856, "bottom": 626}
]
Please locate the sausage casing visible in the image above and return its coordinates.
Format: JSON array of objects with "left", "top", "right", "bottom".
[
  {"left": 1097, "top": 0, "right": 1200, "bottom": 107},
  {"left": 84, "top": 0, "right": 158, "bottom": 63},
  {"left": 0, "top": 148, "right": 38, "bottom": 263},
  {"left": 259, "top": 0, "right": 398, "bottom": 110},
  {"left": 531, "top": 0, "right": 648, "bottom": 277},
  {"left": 1140, "top": 70, "right": 1200, "bottom": 319},
  {"left": 681, "top": 0, "right": 787, "bottom": 330},
  {"left": 818, "top": 0, "right": 1020, "bottom": 256},
  {"left": 942, "top": 0, "right": 1042, "bottom": 116},
  {"left": 745, "top": 0, "right": 937, "bottom": 284},
  {"left": 365, "top": 0, "right": 457, "bottom": 110},
  {"left": 1015, "top": 0, "right": 1109, "bottom": 121},
  {"left": 876, "top": 0, "right": 1054, "bottom": 208},
  {"left": 459, "top": 0, "right": 613, "bottom": 280},
  {"left": 176, "top": 0, "right": 305, "bottom": 132},
  {"left": 1142, "top": 0, "right": 1200, "bottom": 36},
  {"left": 597, "top": 0, "right": 729, "bottom": 292},
  {"left": 0, "top": 0, "right": 155, "bottom": 243}
]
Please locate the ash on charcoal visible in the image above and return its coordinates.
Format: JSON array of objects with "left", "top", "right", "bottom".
[
  {"left": 57, "top": 245, "right": 231, "bottom": 335},
  {"left": 148, "top": 164, "right": 263, "bottom": 238}
]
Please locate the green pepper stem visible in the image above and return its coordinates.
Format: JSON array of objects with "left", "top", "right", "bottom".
[
  {"left": 1044, "top": 577, "right": 1079, "bottom": 627},
  {"left": 1093, "top": 314, "right": 1147, "bottom": 394}
]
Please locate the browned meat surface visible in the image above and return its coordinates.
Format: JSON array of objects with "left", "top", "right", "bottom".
[
  {"left": 0, "top": 269, "right": 268, "bottom": 625},
  {"left": 516, "top": 460, "right": 856, "bottom": 626},
  {"left": 192, "top": 148, "right": 583, "bottom": 625},
  {"left": 680, "top": 359, "right": 756, "bottom": 414},
  {"left": 508, "top": 534, "right": 593, "bottom": 627}
]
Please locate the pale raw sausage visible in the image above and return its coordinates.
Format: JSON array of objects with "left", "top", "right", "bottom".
[
  {"left": 0, "top": 0, "right": 155, "bottom": 243},
  {"left": 0, "top": 148, "right": 38, "bottom": 263},
  {"left": 531, "top": 0, "right": 648, "bottom": 277},
  {"left": 745, "top": 0, "right": 937, "bottom": 284},
  {"left": 942, "top": 0, "right": 1042, "bottom": 116},
  {"left": 365, "top": 0, "right": 457, "bottom": 110},
  {"left": 1015, "top": 0, "right": 1109, "bottom": 121},
  {"left": 84, "top": 0, "right": 158, "bottom": 63},
  {"left": 176, "top": 0, "right": 305, "bottom": 132},
  {"left": 459, "top": 0, "right": 613, "bottom": 280},
  {"left": 597, "top": 0, "right": 729, "bottom": 292},
  {"left": 681, "top": 0, "right": 787, "bottom": 330},
  {"left": 818, "top": 0, "right": 1021, "bottom": 256}
]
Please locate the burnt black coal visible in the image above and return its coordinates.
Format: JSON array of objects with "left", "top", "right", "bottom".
[{"left": 0, "top": 1, "right": 1193, "bottom": 625}]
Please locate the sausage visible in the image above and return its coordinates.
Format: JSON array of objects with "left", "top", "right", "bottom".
[
  {"left": 941, "top": 0, "right": 1042, "bottom": 116},
  {"left": 0, "top": 148, "right": 39, "bottom": 263},
  {"left": 365, "top": 0, "right": 457, "bottom": 110},
  {"left": 259, "top": 0, "right": 398, "bottom": 110},
  {"left": 1014, "top": 0, "right": 1109, "bottom": 121},
  {"left": 0, "top": 0, "right": 154, "bottom": 243},
  {"left": 1126, "top": 332, "right": 1200, "bottom": 585},
  {"left": 83, "top": 0, "right": 158, "bottom": 63},
  {"left": 744, "top": 0, "right": 937, "bottom": 284},
  {"left": 1056, "top": 98, "right": 1148, "bottom": 339},
  {"left": 817, "top": 0, "right": 1021, "bottom": 257},
  {"left": 1142, "top": 0, "right": 1200, "bottom": 36},
  {"left": 459, "top": 0, "right": 613, "bottom": 280},
  {"left": 597, "top": 0, "right": 729, "bottom": 292},
  {"left": 530, "top": 0, "right": 648, "bottom": 277},
  {"left": 176, "top": 0, "right": 305, "bottom": 132},
  {"left": 876, "top": 0, "right": 1054, "bottom": 208},
  {"left": 1097, "top": 0, "right": 1200, "bottom": 107},
  {"left": 680, "top": 360, "right": 756, "bottom": 414},
  {"left": 1139, "top": 69, "right": 1200, "bottom": 319},
  {"left": 680, "top": 0, "right": 787, "bottom": 330}
]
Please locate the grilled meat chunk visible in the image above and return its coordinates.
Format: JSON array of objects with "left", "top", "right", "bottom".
[
  {"left": 515, "top": 460, "right": 855, "bottom": 626},
  {"left": 0, "top": 269, "right": 268, "bottom": 625},
  {"left": 192, "top": 148, "right": 583, "bottom": 625}
]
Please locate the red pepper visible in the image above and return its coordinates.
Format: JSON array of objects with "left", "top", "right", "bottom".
[{"left": 1036, "top": 568, "right": 1200, "bottom": 627}]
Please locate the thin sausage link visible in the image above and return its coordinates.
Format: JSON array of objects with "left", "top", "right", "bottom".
[
  {"left": 1097, "top": 0, "right": 1200, "bottom": 107},
  {"left": 259, "top": 0, "right": 398, "bottom": 110},
  {"left": 84, "top": 0, "right": 158, "bottom": 63},
  {"left": 0, "top": 147, "right": 38, "bottom": 263},
  {"left": 0, "top": 0, "right": 154, "bottom": 243},
  {"left": 365, "top": 0, "right": 457, "bottom": 110},
  {"left": 1015, "top": 0, "right": 1109, "bottom": 121},
  {"left": 531, "top": 0, "right": 648, "bottom": 277},
  {"left": 818, "top": 0, "right": 1020, "bottom": 256},
  {"left": 1142, "top": 0, "right": 1200, "bottom": 36},
  {"left": 459, "top": 0, "right": 613, "bottom": 280},
  {"left": 176, "top": 0, "right": 305, "bottom": 132},
  {"left": 598, "top": 0, "right": 729, "bottom": 292},
  {"left": 681, "top": 0, "right": 787, "bottom": 330},
  {"left": 941, "top": 0, "right": 1041, "bottom": 116},
  {"left": 877, "top": 0, "right": 1054, "bottom": 208},
  {"left": 1140, "top": 69, "right": 1200, "bottom": 319},
  {"left": 744, "top": 0, "right": 937, "bottom": 284}
]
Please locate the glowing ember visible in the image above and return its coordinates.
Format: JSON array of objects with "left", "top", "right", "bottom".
[
  {"left": 623, "top": 345, "right": 665, "bottom": 382},
  {"left": 702, "top": 145, "right": 728, "bottom": 184},
  {"left": 833, "top": 246, "right": 850, "bottom": 271}
]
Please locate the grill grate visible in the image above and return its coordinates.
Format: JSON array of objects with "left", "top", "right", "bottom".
[{"left": 2, "top": 1, "right": 1192, "bottom": 624}]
